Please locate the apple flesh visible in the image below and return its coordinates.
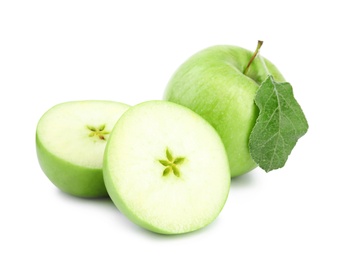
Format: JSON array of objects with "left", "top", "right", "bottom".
[
  {"left": 103, "top": 100, "right": 231, "bottom": 234},
  {"left": 164, "top": 45, "right": 285, "bottom": 177},
  {"left": 36, "top": 100, "right": 130, "bottom": 197}
]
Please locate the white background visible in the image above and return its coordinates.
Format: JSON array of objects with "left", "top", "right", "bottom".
[{"left": 1, "top": 1, "right": 336, "bottom": 259}]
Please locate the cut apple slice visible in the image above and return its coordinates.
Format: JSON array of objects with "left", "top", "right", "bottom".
[
  {"left": 103, "top": 100, "right": 230, "bottom": 234},
  {"left": 36, "top": 100, "right": 130, "bottom": 197}
]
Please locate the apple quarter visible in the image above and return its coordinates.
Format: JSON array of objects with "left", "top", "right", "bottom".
[
  {"left": 103, "top": 100, "right": 231, "bottom": 234},
  {"left": 36, "top": 100, "right": 130, "bottom": 198}
]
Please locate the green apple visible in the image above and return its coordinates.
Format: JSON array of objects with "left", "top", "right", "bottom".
[
  {"left": 103, "top": 100, "right": 230, "bottom": 234},
  {"left": 164, "top": 45, "right": 285, "bottom": 177},
  {"left": 36, "top": 100, "right": 130, "bottom": 198}
]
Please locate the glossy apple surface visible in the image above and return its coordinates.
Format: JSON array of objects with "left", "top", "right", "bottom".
[{"left": 164, "top": 45, "right": 285, "bottom": 177}]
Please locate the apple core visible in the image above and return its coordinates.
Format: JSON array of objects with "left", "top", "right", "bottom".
[
  {"left": 87, "top": 124, "right": 110, "bottom": 140},
  {"left": 158, "top": 148, "right": 185, "bottom": 177}
]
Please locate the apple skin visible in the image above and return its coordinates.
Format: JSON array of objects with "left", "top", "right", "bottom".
[
  {"left": 164, "top": 45, "right": 285, "bottom": 177},
  {"left": 36, "top": 135, "right": 107, "bottom": 198}
]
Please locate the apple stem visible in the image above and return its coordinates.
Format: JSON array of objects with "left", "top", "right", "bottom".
[{"left": 243, "top": 40, "right": 264, "bottom": 75}]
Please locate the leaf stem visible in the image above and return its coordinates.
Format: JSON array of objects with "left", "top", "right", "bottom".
[{"left": 244, "top": 40, "right": 264, "bottom": 75}]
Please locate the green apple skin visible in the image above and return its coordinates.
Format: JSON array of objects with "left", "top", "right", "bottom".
[
  {"left": 36, "top": 136, "right": 106, "bottom": 197},
  {"left": 164, "top": 45, "right": 285, "bottom": 177}
]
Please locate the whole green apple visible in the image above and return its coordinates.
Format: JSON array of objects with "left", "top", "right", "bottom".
[{"left": 164, "top": 45, "right": 285, "bottom": 177}]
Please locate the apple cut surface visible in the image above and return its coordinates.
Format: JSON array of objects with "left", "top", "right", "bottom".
[
  {"left": 103, "top": 101, "right": 231, "bottom": 234},
  {"left": 36, "top": 100, "right": 130, "bottom": 197}
]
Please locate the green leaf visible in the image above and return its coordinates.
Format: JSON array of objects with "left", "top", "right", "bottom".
[{"left": 249, "top": 75, "right": 308, "bottom": 172}]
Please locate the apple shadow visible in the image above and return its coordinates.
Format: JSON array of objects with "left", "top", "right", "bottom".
[
  {"left": 56, "top": 189, "right": 117, "bottom": 210},
  {"left": 230, "top": 170, "right": 257, "bottom": 189},
  {"left": 146, "top": 217, "right": 223, "bottom": 240},
  {"left": 123, "top": 214, "right": 223, "bottom": 240},
  {"left": 56, "top": 190, "right": 148, "bottom": 232}
]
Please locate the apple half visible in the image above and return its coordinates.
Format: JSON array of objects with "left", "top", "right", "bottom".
[
  {"left": 36, "top": 100, "right": 130, "bottom": 198},
  {"left": 103, "top": 100, "right": 231, "bottom": 234}
]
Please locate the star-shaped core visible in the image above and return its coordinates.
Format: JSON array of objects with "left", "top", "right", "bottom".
[
  {"left": 159, "top": 148, "right": 185, "bottom": 177},
  {"left": 87, "top": 124, "right": 110, "bottom": 140}
]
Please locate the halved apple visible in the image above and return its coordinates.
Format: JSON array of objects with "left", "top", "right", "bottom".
[
  {"left": 103, "top": 100, "right": 231, "bottom": 234},
  {"left": 36, "top": 100, "right": 130, "bottom": 197}
]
